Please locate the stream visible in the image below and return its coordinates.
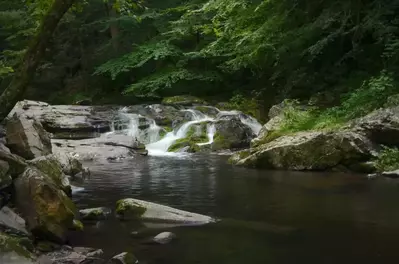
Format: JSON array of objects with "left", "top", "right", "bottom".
[{"left": 63, "top": 107, "right": 399, "bottom": 263}]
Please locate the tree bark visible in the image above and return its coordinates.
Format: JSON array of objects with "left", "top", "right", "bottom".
[
  {"left": 0, "top": 0, "right": 77, "bottom": 122},
  {"left": 107, "top": 0, "right": 120, "bottom": 52}
]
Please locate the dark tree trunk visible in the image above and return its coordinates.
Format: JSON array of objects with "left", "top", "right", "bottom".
[{"left": 0, "top": 0, "right": 77, "bottom": 121}]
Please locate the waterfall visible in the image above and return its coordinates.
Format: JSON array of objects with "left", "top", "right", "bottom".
[{"left": 107, "top": 105, "right": 262, "bottom": 156}]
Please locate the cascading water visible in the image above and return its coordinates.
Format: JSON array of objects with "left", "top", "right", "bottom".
[{"left": 108, "top": 105, "right": 262, "bottom": 156}]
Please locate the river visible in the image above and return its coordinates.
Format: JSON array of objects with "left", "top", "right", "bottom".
[{"left": 68, "top": 153, "right": 399, "bottom": 264}]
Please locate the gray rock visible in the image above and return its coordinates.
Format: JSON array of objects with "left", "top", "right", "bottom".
[
  {"left": 28, "top": 155, "right": 71, "bottom": 196},
  {"left": 6, "top": 113, "right": 52, "bottom": 159},
  {"left": 251, "top": 115, "right": 284, "bottom": 148},
  {"left": 38, "top": 245, "right": 104, "bottom": 264},
  {"left": 0, "top": 233, "right": 34, "bottom": 262},
  {"left": 0, "top": 144, "right": 27, "bottom": 176},
  {"left": 55, "top": 152, "right": 83, "bottom": 177},
  {"left": 152, "top": 232, "right": 176, "bottom": 245},
  {"left": 236, "top": 131, "right": 375, "bottom": 171},
  {"left": 116, "top": 198, "right": 216, "bottom": 225},
  {"left": 352, "top": 106, "right": 399, "bottom": 146},
  {"left": 79, "top": 207, "right": 111, "bottom": 221},
  {"left": 212, "top": 116, "right": 255, "bottom": 151},
  {"left": 14, "top": 167, "right": 77, "bottom": 243},
  {"left": 108, "top": 252, "right": 138, "bottom": 264},
  {"left": 0, "top": 206, "right": 29, "bottom": 236},
  {"left": 382, "top": 170, "right": 399, "bottom": 179},
  {"left": 0, "top": 160, "right": 11, "bottom": 190}
]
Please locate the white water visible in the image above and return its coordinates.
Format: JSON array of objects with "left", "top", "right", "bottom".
[{"left": 108, "top": 106, "right": 262, "bottom": 156}]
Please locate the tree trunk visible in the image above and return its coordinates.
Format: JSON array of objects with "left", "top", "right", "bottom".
[
  {"left": 107, "top": 0, "right": 120, "bottom": 52},
  {"left": 0, "top": 0, "right": 76, "bottom": 122}
]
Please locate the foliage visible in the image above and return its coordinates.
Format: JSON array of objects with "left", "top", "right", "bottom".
[{"left": 375, "top": 147, "right": 399, "bottom": 172}]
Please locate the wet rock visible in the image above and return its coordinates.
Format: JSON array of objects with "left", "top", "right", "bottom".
[
  {"left": 6, "top": 113, "right": 52, "bottom": 159},
  {"left": 0, "top": 207, "right": 29, "bottom": 237},
  {"left": 79, "top": 207, "right": 111, "bottom": 221},
  {"left": 109, "top": 252, "right": 138, "bottom": 264},
  {"left": 14, "top": 167, "right": 77, "bottom": 243},
  {"left": 116, "top": 198, "right": 216, "bottom": 224},
  {"left": 352, "top": 106, "right": 399, "bottom": 146},
  {"left": 152, "top": 232, "right": 176, "bottom": 245},
  {"left": 227, "top": 150, "right": 250, "bottom": 164},
  {"left": 212, "top": 116, "right": 255, "bottom": 151},
  {"left": 0, "top": 160, "right": 11, "bottom": 190},
  {"left": 348, "top": 161, "right": 377, "bottom": 174},
  {"left": 382, "top": 170, "right": 399, "bottom": 179},
  {"left": 36, "top": 241, "right": 62, "bottom": 253},
  {"left": 28, "top": 155, "right": 71, "bottom": 196},
  {"left": 193, "top": 106, "right": 219, "bottom": 117},
  {"left": 38, "top": 245, "right": 104, "bottom": 264},
  {"left": 236, "top": 131, "right": 375, "bottom": 171}
]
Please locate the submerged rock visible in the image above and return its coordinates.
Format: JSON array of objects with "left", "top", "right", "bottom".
[
  {"left": 109, "top": 252, "right": 138, "bottom": 264},
  {"left": 38, "top": 245, "right": 104, "bottom": 264},
  {"left": 381, "top": 170, "right": 399, "bottom": 179},
  {"left": 79, "top": 207, "right": 111, "bottom": 221},
  {"left": 6, "top": 113, "right": 52, "bottom": 159},
  {"left": 115, "top": 198, "right": 216, "bottom": 224},
  {"left": 235, "top": 131, "right": 375, "bottom": 171},
  {"left": 152, "top": 232, "right": 176, "bottom": 245},
  {"left": 14, "top": 167, "right": 77, "bottom": 243}
]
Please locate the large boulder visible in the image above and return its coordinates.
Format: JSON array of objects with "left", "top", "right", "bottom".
[
  {"left": 0, "top": 233, "right": 34, "bottom": 262},
  {"left": 115, "top": 198, "right": 216, "bottom": 225},
  {"left": 14, "top": 167, "right": 77, "bottom": 243},
  {"left": 6, "top": 113, "right": 52, "bottom": 160},
  {"left": 54, "top": 152, "right": 83, "bottom": 177},
  {"left": 212, "top": 116, "right": 255, "bottom": 151},
  {"left": 0, "top": 144, "right": 27, "bottom": 176},
  {"left": 235, "top": 131, "right": 375, "bottom": 171},
  {"left": 28, "top": 155, "right": 71, "bottom": 196},
  {"left": 352, "top": 106, "right": 399, "bottom": 146}
]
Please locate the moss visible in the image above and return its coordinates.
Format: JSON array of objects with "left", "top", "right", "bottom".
[
  {"left": 212, "top": 133, "right": 231, "bottom": 150},
  {"left": 228, "top": 150, "right": 250, "bottom": 164},
  {"left": 71, "top": 219, "right": 84, "bottom": 231},
  {"left": 0, "top": 232, "right": 34, "bottom": 259},
  {"left": 116, "top": 199, "right": 147, "bottom": 220},
  {"left": 167, "top": 138, "right": 201, "bottom": 153},
  {"left": 159, "top": 126, "right": 173, "bottom": 139},
  {"left": 162, "top": 95, "right": 206, "bottom": 105}
]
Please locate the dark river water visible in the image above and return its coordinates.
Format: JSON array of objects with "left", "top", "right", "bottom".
[{"left": 69, "top": 154, "right": 399, "bottom": 264}]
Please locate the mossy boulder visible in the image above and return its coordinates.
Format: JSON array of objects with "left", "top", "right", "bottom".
[
  {"left": 115, "top": 199, "right": 146, "bottom": 220},
  {"left": 28, "top": 155, "right": 71, "bottom": 196},
  {"left": 162, "top": 95, "right": 206, "bottom": 106},
  {"left": 79, "top": 207, "right": 111, "bottom": 221},
  {"left": 6, "top": 113, "right": 52, "bottom": 160},
  {"left": 236, "top": 131, "right": 375, "bottom": 171},
  {"left": 192, "top": 106, "right": 219, "bottom": 117},
  {"left": 251, "top": 115, "right": 284, "bottom": 148},
  {"left": 168, "top": 139, "right": 200, "bottom": 153},
  {"left": 0, "top": 232, "right": 34, "bottom": 260},
  {"left": 14, "top": 167, "right": 77, "bottom": 243},
  {"left": 0, "top": 144, "right": 28, "bottom": 177},
  {"left": 55, "top": 152, "right": 83, "bottom": 177},
  {"left": 212, "top": 117, "right": 255, "bottom": 151}
]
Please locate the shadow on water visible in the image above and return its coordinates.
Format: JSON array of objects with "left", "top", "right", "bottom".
[{"left": 69, "top": 154, "right": 399, "bottom": 264}]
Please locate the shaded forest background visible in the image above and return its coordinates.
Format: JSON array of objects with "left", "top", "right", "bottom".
[{"left": 1, "top": 0, "right": 399, "bottom": 122}]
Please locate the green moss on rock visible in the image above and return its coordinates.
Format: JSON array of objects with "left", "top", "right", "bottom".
[
  {"left": 71, "top": 219, "right": 84, "bottom": 231},
  {"left": 116, "top": 199, "right": 147, "bottom": 220},
  {"left": 0, "top": 232, "right": 34, "bottom": 259},
  {"left": 167, "top": 138, "right": 201, "bottom": 153},
  {"left": 162, "top": 95, "right": 206, "bottom": 105}
]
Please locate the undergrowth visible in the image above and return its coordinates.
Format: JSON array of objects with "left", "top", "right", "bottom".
[{"left": 375, "top": 147, "right": 399, "bottom": 172}]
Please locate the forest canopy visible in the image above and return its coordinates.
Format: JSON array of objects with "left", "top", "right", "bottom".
[{"left": 1, "top": 0, "right": 399, "bottom": 117}]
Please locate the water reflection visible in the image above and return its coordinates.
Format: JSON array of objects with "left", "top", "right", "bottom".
[{"left": 71, "top": 154, "right": 399, "bottom": 263}]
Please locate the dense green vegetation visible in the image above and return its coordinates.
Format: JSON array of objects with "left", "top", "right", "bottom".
[{"left": 1, "top": 0, "right": 399, "bottom": 118}]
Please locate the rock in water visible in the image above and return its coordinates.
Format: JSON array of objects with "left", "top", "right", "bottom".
[
  {"left": 0, "top": 206, "right": 29, "bottom": 237},
  {"left": 6, "top": 113, "right": 52, "bottom": 159},
  {"left": 115, "top": 198, "right": 216, "bottom": 224},
  {"left": 251, "top": 115, "right": 284, "bottom": 147},
  {"left": 212, "top": 116, "right": 255, "bottom": 151},
  {"left": 54, "top": 152, "right": 84, "bottom": 177},
  {"left": 109, "top": 252, "right": 138, "bottom": 264},
  {"left": 236, "top": 131, "right": 375, "bottom": 171},
  {"left": 0, "top": 233, "right": 34, "bottom": 262},
  {"left": 79, "top": 207, "right": 111, "bottom": 221},
  {"left": 28, "top": 155, "right": 71, "bottom": 196},
  {"left": 38, "top": 246, "right": 104, "bottom": 264},
  {"left": 382, "top": 170, "right": 399, "bottom": 179},
  {"left": 152, "top": 232, "right": 176, "bottom": 245},
  {"left": 14, "top": 167, "right": 77, "bottom": 243}
]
